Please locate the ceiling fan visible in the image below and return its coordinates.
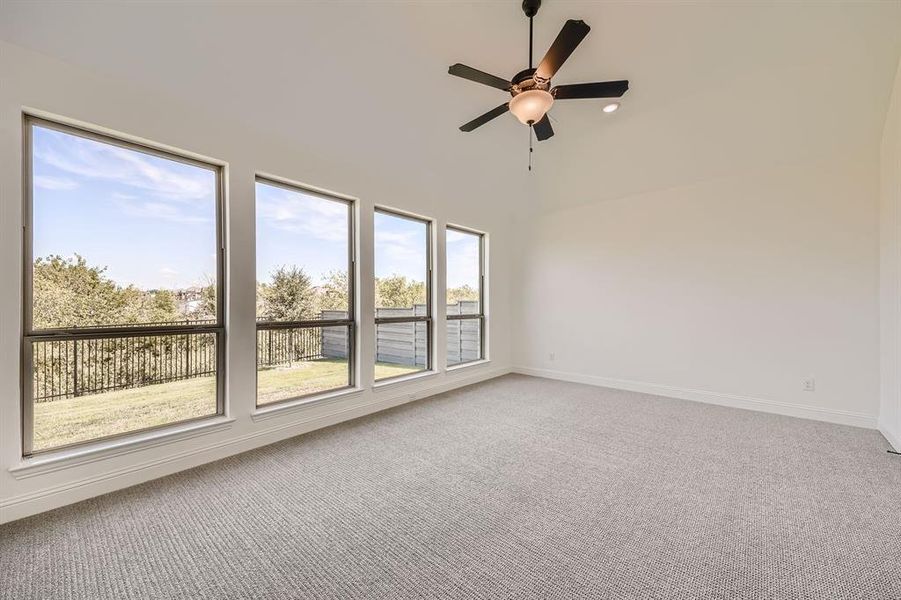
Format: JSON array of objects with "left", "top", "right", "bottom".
[{"left": 448, "top": 0, "right": 629, "bottom": 143}]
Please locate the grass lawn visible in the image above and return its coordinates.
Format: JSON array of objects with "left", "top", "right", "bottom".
[{"left": 33, "top": 359, "right": 422, "bottom": 451}]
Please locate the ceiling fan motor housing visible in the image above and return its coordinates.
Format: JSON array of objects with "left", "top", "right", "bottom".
[{"left": 511, "top": 68, "right": 549, "bottom": 97}]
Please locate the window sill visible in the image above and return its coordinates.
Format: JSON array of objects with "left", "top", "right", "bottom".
[
  {"left": 446, "top": 358, "right": 491, "bottom": 373},
  {"left": 372, "top": 369, "right": 438, "bottom": 391},
  {"left": 10, "top": 415, "right": 235, "bottom": 479},
  {"left": 251, "top": 386, "right": 364, "bottom": 422}
]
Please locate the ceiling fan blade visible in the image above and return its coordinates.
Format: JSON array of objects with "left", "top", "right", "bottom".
[
  {"left": 532, "top": 114, "right": 554, "bottom": 141},
  {"left": 535, "top": 19, "right": 591, "bottom": 81},
  {"left": 552, "top": 80, "right": 629, "bottom": 100},
  {"left": 460, "top": 103, "right": 510, "bottom": 132},
  {"left": 448, "top": 63, "right": 512, "bottom": 91}
]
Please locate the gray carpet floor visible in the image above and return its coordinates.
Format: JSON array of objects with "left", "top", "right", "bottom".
[{"left": 1, "top": 374, "right": 899, "bottom": 599}]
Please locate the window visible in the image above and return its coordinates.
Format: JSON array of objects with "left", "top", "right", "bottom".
[
  {"left": 374, "top": 209, "right": 432, "bottom": 381},
  {"left": 22, "top": 116, "right": 224, "bottom": 455},
  {"left": 446, "top": 226, "right": 485, "bottom": 366},
  {"left": 255, "top": 178, "right": 355, "bottom": 405}
]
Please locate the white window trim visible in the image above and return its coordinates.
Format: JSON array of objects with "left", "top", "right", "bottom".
[{"left": 9, "top": 416, "right": 235, "bottom": 479}]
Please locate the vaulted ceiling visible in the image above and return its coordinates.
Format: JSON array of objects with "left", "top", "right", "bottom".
[{"left": 2, "top": 1, "right": 899, "bottom": 213}]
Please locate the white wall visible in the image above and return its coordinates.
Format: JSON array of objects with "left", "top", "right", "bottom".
[
  {"left": 879, "top": 59, "right": 901, "bottom": 451},
  {"left": 514, "top": 155, "right": 881, "bottom": 428},
  {"left": 0, "top": 41, "right": 517, "bottom": 523}
]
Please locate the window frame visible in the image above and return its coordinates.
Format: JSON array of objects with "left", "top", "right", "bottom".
[
  {"left": 21, "top": 114, "right": 227, "bottom": 457},
  {"left": 445, "top": 224, "right": 486, "bottom": 367},
  {"left": 373, "top": 207, "right": 434, "bottom": 381},
  {"left": 254, "top": 175, "right": 357, "bottom": 407}
]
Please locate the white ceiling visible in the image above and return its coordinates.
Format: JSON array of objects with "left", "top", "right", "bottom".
[{"left": 2, "top": 1, "right": 900, "bottom": 212}]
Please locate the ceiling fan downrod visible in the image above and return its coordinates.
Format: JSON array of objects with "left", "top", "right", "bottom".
[{"left": 524, "top": 0, "right": 540, "bottom": 68}]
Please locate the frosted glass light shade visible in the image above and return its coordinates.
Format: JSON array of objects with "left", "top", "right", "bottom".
[{"left": 509, "top": 89, "right": 554, "bottom": 124}]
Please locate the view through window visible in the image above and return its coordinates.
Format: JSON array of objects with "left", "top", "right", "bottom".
[
  {"left": 23, "top": 118, "right": 223, "bottom": 454},
  {"left": 446, "top": 227, "right": 484, "bottom": 366},
  {"left": 373, "top": 209, "right": 432, "bottom": 381},
  {"left": 255, "top": 179, "right": 355, "bottom": 405}
]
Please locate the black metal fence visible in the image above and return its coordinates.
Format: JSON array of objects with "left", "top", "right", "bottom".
[
  {"left": 256, "top": 327, "right": 324, "bottom": 368},
  {"left": 32, "top": 331, "right": 217, "bottom": 403}
]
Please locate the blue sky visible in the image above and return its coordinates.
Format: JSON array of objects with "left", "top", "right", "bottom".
[
  {"left": 32, "top": 124, "right": 479, "bottom": 292},
  {"left": 446, "top": 228, "right": 480, "bottom": 292},
  {"left": 255, "top": 181, "right": 350, "bottom": 286},
  {"left": 32, "top": 124, "right": 217, "bottom": 290},
  {"left": 373, "top": 211, "right": 427, "bottom": 284},
  {"left": 259, "top": 198, "right": 478, "bottom": 290}
]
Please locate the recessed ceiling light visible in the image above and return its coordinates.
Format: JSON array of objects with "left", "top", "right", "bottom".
[{"left": 603, "top": 102, "right": 620, "bottom": 113}]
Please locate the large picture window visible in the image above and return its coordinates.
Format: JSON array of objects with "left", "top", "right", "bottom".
[
  {"left": 374, "top": 209, "right": 432, "bottom": 381},
  {"left": 446, "top": 226, "right": 485, "bottom": 366},
  {"left": 22, "top": 116, "right": 224, "bottom": 455},
  {"left": 255, "top": 178, "right": 355, "bottom": 405}
]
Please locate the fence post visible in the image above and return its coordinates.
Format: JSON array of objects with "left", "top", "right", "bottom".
[
  {"left": 185, "top": 333, "right": 191, "bottom": 376},
  {"left": 458, "top": 301, "right": 464, "bottom": 363},
  {"left": 72, "top": 340, "right": 80, "bottom": 397},
  {"left": 289, "top": 329, "right": 294, "bottom": 367}
]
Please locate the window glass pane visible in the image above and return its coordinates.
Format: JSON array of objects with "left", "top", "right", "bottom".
[
  {"left": 375, "top": 322, "right": 428, "bottom": 380},
  {"left": 256, "top": 181, "right": 350, "bottom": 322},
  {"left": 31, "top": 332, "right": 218, "bottom": 451},
  {"left": 446, "top": 228, "right": 481, "bottom": 315},
  {"left": 257, "top": 325, "right": 351, "bottom": 406},
  {"left": 30, "top": 124, "right": 219, "bottom": 330},
  {"left": 374, "top": 211, "right": 428, "bottom": 309},
  {"left": 447, "top": 318, "right": 482, "bottom": 366}
]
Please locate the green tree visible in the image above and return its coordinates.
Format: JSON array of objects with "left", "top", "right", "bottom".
[
  {"left": 33, "top": 255, "right": 129, "bottom": 328},
  {"left": 259, "top": 266, "right": 316, "bottom": 321},
  {"left": 447, "top": 284, "right": 479, "bottom": 304},
  {"left": 33, "top": 255, "right": 186, "bottom": 328},
  {"left": 375, "top": 275, "right": 425, "bottom": 309},
  {"left": 191, "top": 281, "right": 217, "bottom": 322},
  {"left": 317, "top": 270, "right": 349, "bottom": 316}
]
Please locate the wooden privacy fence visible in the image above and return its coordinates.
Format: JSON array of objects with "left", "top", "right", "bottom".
[
  {"left": 323, "top": 302, "right": 480, "bottom": 366},
  {"left": 447, "top": 301, "right": 481, "bottom": 365},
  {"left": 373, "top": 305, "right": 430, "bottom": 368}
]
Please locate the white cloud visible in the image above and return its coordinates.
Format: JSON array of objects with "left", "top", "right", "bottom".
[
  {"left": 34, "top": 175, "right": 79, "bottom": 191},
  {"left": 446, "top": 229, "right": 470, "bottom": 244},
  {"left": 374, "top": 228, "right": 427, "bottom": 280},
  {"left": 118, "top": 199, "right": 209, "bottom": 224},
  {"left": 257, "top": 185, "right": 348, "bottom": 242},
  {"left": 35, "top": 127, "right": 215, "bottom": 202},
  {"left": 159, "top": 267, "right": 179, "bottom": 277},
  {"left": 446, "top": 231, "right": 480, "bottom": 288}
]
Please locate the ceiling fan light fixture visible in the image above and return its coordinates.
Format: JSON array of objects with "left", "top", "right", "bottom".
[
  {"left": 509, "top": 89, "right": 554, "bottom": 125},
  {"left": 603, "top": 102, "right": 620, "bottom": 113}
]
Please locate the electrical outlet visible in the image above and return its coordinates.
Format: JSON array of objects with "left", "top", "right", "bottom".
[
  {"left": 549, "top": 352, "right": 556, "bottom": 361},
  {"left": 802, "top": 377, "right": 815, "bottom": 392}
]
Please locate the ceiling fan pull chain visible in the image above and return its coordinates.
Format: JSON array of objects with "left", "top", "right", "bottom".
[{"left": 529, "top": 124, "right": 534, "bottom": 171}]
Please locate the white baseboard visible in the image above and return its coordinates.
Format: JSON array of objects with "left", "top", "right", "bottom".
[
  {"left": 0, "top": 365, "right": 511, "bottom": 524},
  {"left": 878, "top": 418, "right": 901, "bottom": 452},
  {"left": 513, "top": 366, "right": 878, "bottom": 430}
]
